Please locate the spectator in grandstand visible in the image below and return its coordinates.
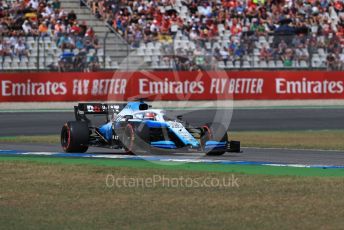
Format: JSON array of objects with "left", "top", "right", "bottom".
[
  {"left": 70, "top": 22, "right": 81, "bottom": 35},
  {"left": 173, "top": 57, "right": 183, "bottom": 70},
  {"left": 75, "top": 37, "right": 85, "bottom": 50},
  {"left": 78, "top": 21, "right": 88, "bottom": 37},
  {"left": 132, "top": 28, "right": 144, "bottom": 48},
  {"left": 326, "top": 53, "right": 338, "bottom": 70},
  {"left": 54, "top": 20, "right": 65, "bottom": 37},
  {"left": 83, "top": 35, "right": 100, "bottom": 51},
  {"left": 0, "top": 12, "right": 12, "bottom": 36},
  {"left": 193, "top": 45, "right": 205, "bottom": 67},
  {"left": 277, "top": 39, "right": 288, "bottom": 57},
  {"left": 199, "top": 28, "right": 212, "bottom": 44},
  {"left": 85, "top": 27, "right": 95, "bottom": 38},
  {"left": 52, "top": 0, "right": 61, "bottom": 11},
  {"left": 89, "top": 0, "right": 101, "bottom": 19},
  {"left": 228, "top": 38, "right": 238, "bottom": 58},
  {"left": 74, "top": 49, "right": 87, "bottom": 71},
  {"left": 14, "top": 39, "right": 29, "bottom": 60},
  {"left": 58, "top": 50, "right": 75, "bottom": 72},
  {"left": 9, "top": 33, "right": 18, "bottom": 50},
  {"left": 189, "top": 27, "right": 198, "bottom": 41},
  {"left": 213, "top": 47, "right": 221, "bottom": 61},
  {"left": 0, "top": 39, "right": 11, "bottom": 56},
  {"left": 42, "top": 3, "right": 54, "bottom": 18},
  {"left": 161, "top": 47, "right": 173, "bottom": 67},
  {"left": 29, "top": 0, "right": 39, "bottom": 10},
  {"left": 142, "top": 23, "right": 154, "bottom": 43},
  {"left": 327, "top": 33, "right": 342, "bottom": 55},
  {"left": 22, "top": 20, "right": 34, "bottom": 35},
  {"left": 57, "top": 33, "right": 75, "bottom": 50},
  {"left": 87, "top": 53, "right": 100, "bottom": 72},
  {"left": 250, "top": 18, "right": 267, "bottom": 37},
  {"left": 294, "top": 44, "right": 309, "bottom": 62},
  {"left": 38, "top": 21, "right": 49, "bottom": 37},
  {"left": 281, "top": 48, "right": 294, "bottom": 67},
  {"left": 233, "top": 43, "right": 245, "bottom": 61},
  {"left": 259, "top": 46, "right": 270, "bottom": 61},
  {"left": 230, "top": 21, "right": 243, "bottom": 37},
  {"left": 67, "top": 10, "right": 77, "bottom": 25}
]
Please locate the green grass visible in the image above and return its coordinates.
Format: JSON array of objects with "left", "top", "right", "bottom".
[
  {"left": 0, "top": 135, "right": 59, "bottom": 144},
  {"left": 1, "top": 130, "right": 344, "bottom": 150},
  {"left": 230, "top": 130, "right": 344, "bottom": 150},
  {"left": 0, "top": 160, "right": 344, "bottom": 229}
]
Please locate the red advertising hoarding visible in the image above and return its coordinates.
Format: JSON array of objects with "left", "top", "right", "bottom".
[{"left": 0, "top": 71, "right": 344, "bottom": 102}]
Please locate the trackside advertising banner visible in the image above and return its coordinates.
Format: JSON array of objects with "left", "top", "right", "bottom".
[{"left": 0, "top": 71, "right": 344, "bottom": 102}]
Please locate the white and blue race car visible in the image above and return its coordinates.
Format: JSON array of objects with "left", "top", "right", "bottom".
[{"left": 61, "top": 100, "right": 240, "bottom": 155}]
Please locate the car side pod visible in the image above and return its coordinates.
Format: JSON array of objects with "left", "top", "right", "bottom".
[{"left": 228, "top": 141, "right": 241, "bottom": 153}]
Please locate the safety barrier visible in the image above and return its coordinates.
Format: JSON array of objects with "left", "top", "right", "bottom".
[{"left": 1, "top": 71, "right": 344, "bottom": 102}]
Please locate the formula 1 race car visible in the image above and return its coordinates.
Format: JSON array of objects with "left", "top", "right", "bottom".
[{"left": 60, "top": 100, "right": 240, "bottom": 155}]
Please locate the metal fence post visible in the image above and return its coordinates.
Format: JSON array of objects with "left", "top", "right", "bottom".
[
  {"left": 36, "top": 36, "right": 40, "bottom": 71},
  {"left": 104, "top": 32, "right": 108, "bottom": 69}
]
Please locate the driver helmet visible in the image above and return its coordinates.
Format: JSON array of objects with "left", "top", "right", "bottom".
[{"left": 144, "top": 112, "right": 156, "bottom": 120}]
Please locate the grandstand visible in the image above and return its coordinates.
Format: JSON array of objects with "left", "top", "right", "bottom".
[{"left": 0, "top": 0, "right": 343, "bottom": 71}]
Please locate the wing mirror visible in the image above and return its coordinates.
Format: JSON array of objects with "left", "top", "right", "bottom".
[{"left": 139, "top": 103, "right": 149, "bottom": 110}]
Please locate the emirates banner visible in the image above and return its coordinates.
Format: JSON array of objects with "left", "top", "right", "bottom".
[{"left": 0, "top": 71, "right": 344, "bottom": 102}]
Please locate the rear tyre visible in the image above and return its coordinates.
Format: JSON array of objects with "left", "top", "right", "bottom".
[
  {"left": 201, "top": 122, "right": 228, "bottom": 156},
  {"left": 61, "top": 121, "right": 89, "bottom": 153}
]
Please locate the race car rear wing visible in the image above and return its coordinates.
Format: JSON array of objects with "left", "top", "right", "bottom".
[{"left": 74, "top": 103, "right": 126, "bottom": 122}]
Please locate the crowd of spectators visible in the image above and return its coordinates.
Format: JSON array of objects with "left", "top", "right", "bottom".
[
  {"left": 86, "top": 0, "right": 178, "bottom": 47},
  {"left": 1, "top": 0, "right": 344, "bottom": 70},
  {"left": 55, "top": 49, "right": 100, "bottom": 72},
  {"left": 85, "top": 0, "right": 344, "bottom": 70},
  {"left": 0, "top": 0, "right": 100, "bottom": 71},
  {"left": 0, "top": 35, "right": 29, "bottom": 60}
]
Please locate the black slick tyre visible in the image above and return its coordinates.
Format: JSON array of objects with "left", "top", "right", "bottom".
[{"left": 61, "top": 121, "right": 89, "bottom": 153}]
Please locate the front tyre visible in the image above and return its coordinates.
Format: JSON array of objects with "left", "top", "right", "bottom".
[
  {"left": 121, "top": 124, "right": 135, "bottom": 154},
  {"left": 61, "top": 121, "right": 89, "bottom": 153}
]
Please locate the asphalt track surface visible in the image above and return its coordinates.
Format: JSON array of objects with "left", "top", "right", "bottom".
[
  {"left": 0, "top": 108, "right": 344, "bottom": 166},
  {"left": 1, "top": 108, "right": 344, "bottom": 136}
]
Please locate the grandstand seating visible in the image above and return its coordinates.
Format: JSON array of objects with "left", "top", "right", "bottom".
[{"left": 0, "top": 0, "right": 343, "bottom": 71}]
